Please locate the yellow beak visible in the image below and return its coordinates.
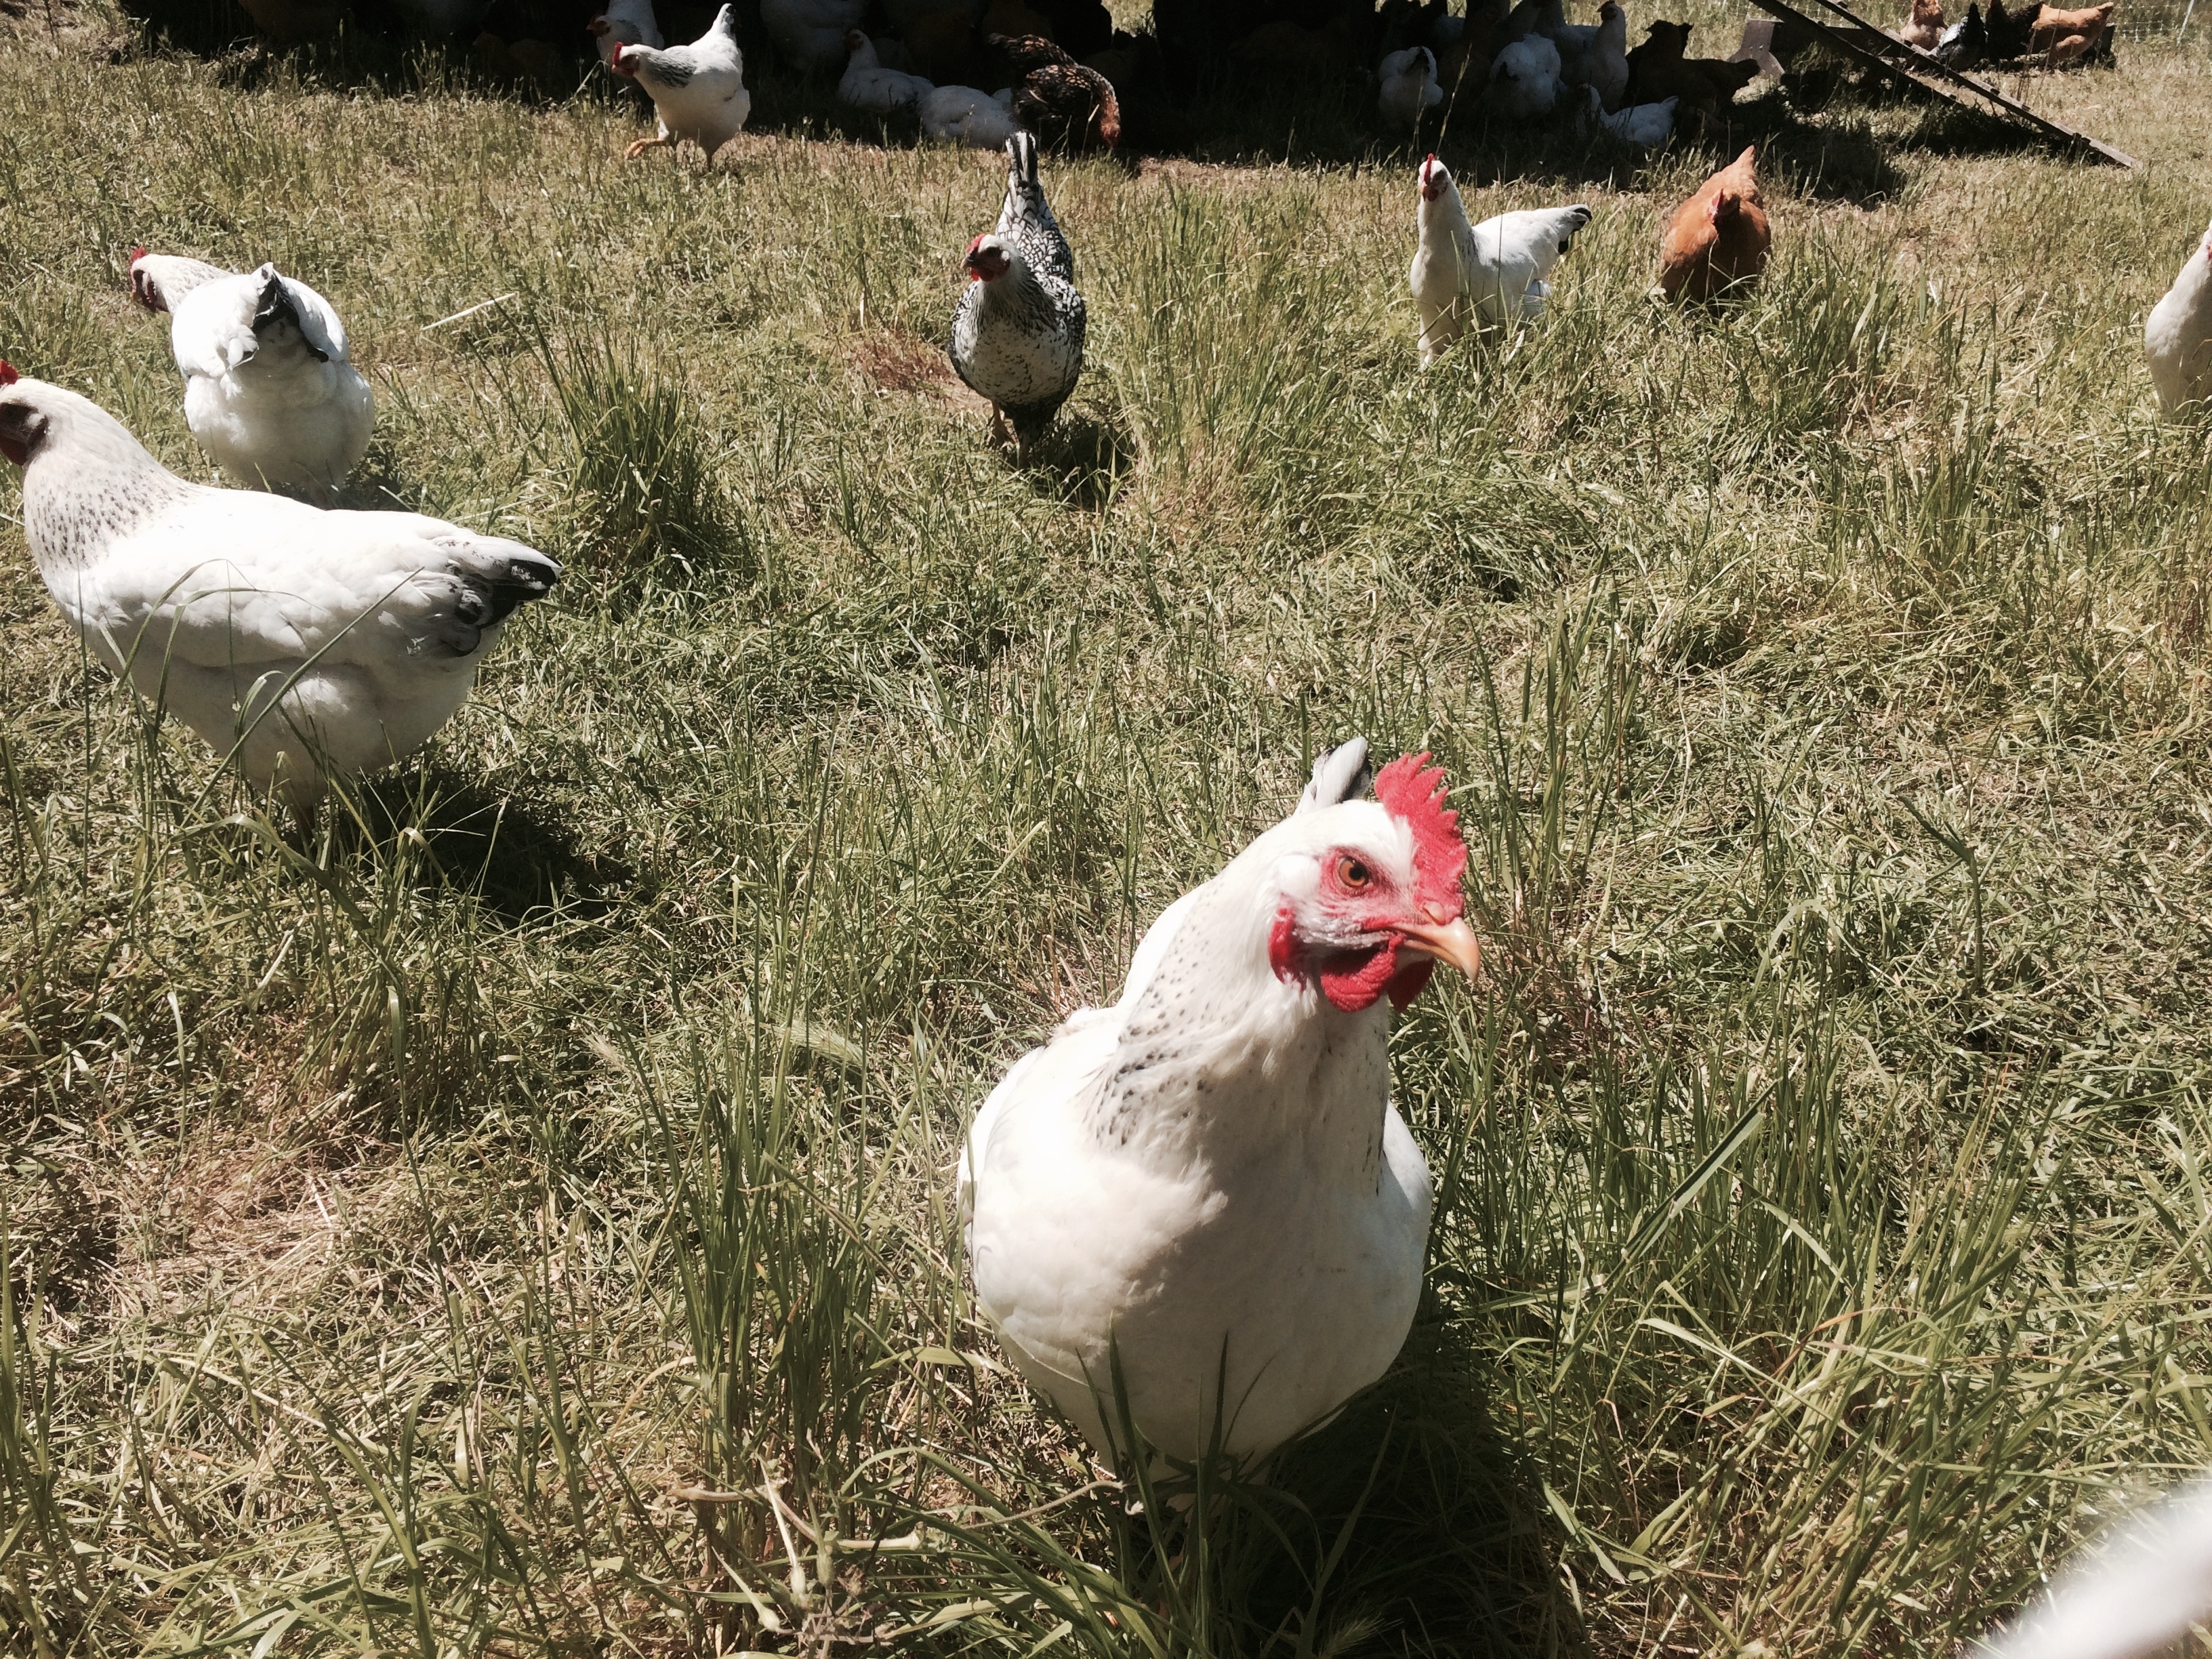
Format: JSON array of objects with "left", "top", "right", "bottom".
[{"left": 1397, "top": 917, "right": 1482, "bottom": 981}]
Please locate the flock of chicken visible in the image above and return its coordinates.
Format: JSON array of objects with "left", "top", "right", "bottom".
[
  {"left": 587, "top": 0, "right": 1753, "bottom": 163},
  {"left": 1894, "top": 0, "right": 2116, "bottom": 70},
  {"left": 3, "top": 8, "right": 2212, "bottom": 1625}
]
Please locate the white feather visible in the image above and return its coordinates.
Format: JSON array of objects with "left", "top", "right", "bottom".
[
  {"left": 962, "top": 792, "right": 1444, "bottom": 1465},
  {"left": 0, "top": 377, "right": 556, "bottom": 808}
]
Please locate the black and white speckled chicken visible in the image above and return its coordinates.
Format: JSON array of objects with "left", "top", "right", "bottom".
[
  {"left": 949, "top": 133, "right": 1086, "bottom": 455},
  {"left": 985, "top": 32, "right": 1122, "bottom": 149}
]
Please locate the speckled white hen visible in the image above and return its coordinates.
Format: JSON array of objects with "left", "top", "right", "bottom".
[
  {"left": 949, "top": 132, "right": 1085, "bottom": 453},
  {"left": 0, "top": 367, "right": 558, "bottom": 810},
  {"left": 961, "top": 742, "right": 1483, "bottom": 1466},
  {"left": 129, "top": 250, "right": 374, "bottom": 500},
  {"left": 613, "top": 5, "right": 750, "bottom": 162},
  {"left": 1410, "top": 155, "right": 1593, "bottom": 365}
]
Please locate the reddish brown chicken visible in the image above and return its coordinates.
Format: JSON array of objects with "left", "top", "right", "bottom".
[
  {"left": 1659, "top": 145, "right": 1771, "bottom": 302},
  {"left": 987, "top": 32, "right": 1122, "bottom": 148}
]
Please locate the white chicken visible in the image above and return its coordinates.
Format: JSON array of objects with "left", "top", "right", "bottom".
[
  {"left": 586, "top": 0, "right": 663, "bottom": 65},
  {"left": 761, "top": 0, "right": 867, "bottom": 72},
  {"left": 612, "top": 5, "right": 751, "bottom": 162},
  {"left": 839, "top": 29, "right": 934, "bottom": 114},
  {"left": 1377, "top": 45, "right": 1443, "bottom": 131},
  {"left": 919, "top": 83, "right": 1022, "bottom": 146},
  {"left": 962, "top": 741, "right": 1482, "bottom": 1466},
  {"left": 128, "top": 249, "right": 375, "bottom": 501},
  {"left": 1410, "top": 155, "right": 1593, "bottom": 365},
  {"left": 1489, "top": 33, "right": 1563, "bottom": 120},
  {"left": 0, "top": 365, "right": 558, "bottom": 811},
  {"left": 1576, "top": 83, "right": 1677, "bottom": 146},
  {"left": 1564, "top": 0, "right": 1629, "bottom": 106},
  {"left": 2146, "top": 214, "right": 2212, "bottom": 416},
  {"left": 1986, "top": 1477, "right": 2212, "bottom": 1659}
]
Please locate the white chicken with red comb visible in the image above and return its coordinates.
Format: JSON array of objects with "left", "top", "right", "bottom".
[
  {"left": 1410, "top": 155, "right": 1593, "bottom": 367},
  {"left": 961, "top": 741, "right": 1482, "bottom": 1467},
  {"left": 611, "top": 3, "right": 750, "bottom": 163}
]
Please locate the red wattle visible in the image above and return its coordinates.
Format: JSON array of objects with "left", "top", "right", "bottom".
[
  {"left": 1387, "top": 958, "right": 1435, "bottom": 1011},
  {"left": 1319, "top": 940, "right": 1399, "bottom": 1013}
]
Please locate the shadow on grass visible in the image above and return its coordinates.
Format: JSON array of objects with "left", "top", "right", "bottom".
[
  {"left": 1260, "top": 1326, "right": 1578, "bottom": 1656},
  {"left": 1023, "top": 405, "right": 1136, "bottom": 513},
  {"left": 1095, "top": 1312, "right": 1576, "bottom": 1658},
  {"left": 344, "top": 769, "right": 635, "bottom": 923}
]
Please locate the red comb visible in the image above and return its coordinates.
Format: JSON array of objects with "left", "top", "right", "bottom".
[
  {"left": 1374, "top": 753, "right": 1466, "bottom": 920},
  {"left": 129, "top": 245, "right": 148, "bottom": 264},
  {"left": 0, "top": 361, "right": 17, "bottom": 386}
]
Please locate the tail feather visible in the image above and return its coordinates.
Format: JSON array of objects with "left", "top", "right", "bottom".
[
  {"left": 1298, "top": 739, "right": 1373, "bottom": 814},
  {"left": 438, "top": 548, "right": 561, "bottom": 653},
  {"left": 248, "top": 268, "right": 330, "bottom": 363}
]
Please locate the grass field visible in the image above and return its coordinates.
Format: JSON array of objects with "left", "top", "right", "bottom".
[{"left": 4, "top": 1, "right": 2212, "bottom": 1652}]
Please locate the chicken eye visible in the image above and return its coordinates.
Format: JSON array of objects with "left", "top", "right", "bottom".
[{"left": 1336, "top": 856, "right": 1372, "bottom": 890}]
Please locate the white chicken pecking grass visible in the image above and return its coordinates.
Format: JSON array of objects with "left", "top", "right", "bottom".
[
  {"left": 762, "top": 0, "right": 867, "bottom": 73},
  {"left": 129, "top": 249, "right": 375, "bottom": 502},
  {"left": 1489, "top": 34, "right": 1563, "bottom": 121},
  {"left": 919, "top": 83, "right": 1022, "bottom": 148},
  {"left": 961, "top": 741, "right": 1483, "bottom": 1468},
  {"left": 612, "top": 4, "right": 751, "bottom": 164},
  {"left": 0, "top": 365, "right": 558, "bottom": 815},
  {"left": 1576, "top": 83, "right": 1677, "bottom": 147},
  {"left": 2146, "top": 213, "right": 2212, "bottom": 417},
  {"left": 1410, "top": 155, "right": 1593, "bottom": 366}
]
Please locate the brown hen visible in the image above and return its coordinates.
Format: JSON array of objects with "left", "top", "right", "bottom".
[{"left": 1659, "top": 145, "right": 1771, "bottom": 301}]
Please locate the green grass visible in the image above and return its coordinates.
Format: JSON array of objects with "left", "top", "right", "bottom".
[{"left": 5, "top": 2, "right": 2212, "bottom": 1653}]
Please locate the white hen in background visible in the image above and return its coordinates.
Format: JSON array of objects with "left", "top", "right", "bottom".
[
  {"left": 920, "top": 83, "right": 1021, "bottom": 146},
  {"left": 129, "top": 248, "right": 375, "bottom": 501},
  {"left": 1378, "top": 45, "right": 1443, "bottom": 131},
  {"left": 1577, "top": 83, "right": 1676, "bottom": 146},
  {"left": 2146, "top": 214, "right": 2212, "bottom": 416},
  {"left": 762, "top": 0, "right": 867, "bottom": 72},
  {"left": 962, "top": 741, "right": 1482, "bottom": 1467},
  {"left": 0, "top": 366, "right": 558, "bottom": 811},
  {"left": 1489, "top": 33, "right": 1563, "bottom": 119},
  {"left": 1409, "top": 155, "right": 1593, "bottom": 365},
  {"left": 613, "top": 4, "right": 751, "bottom": 161},
  {"left": 839, "top": 29, "right": 934, "bottom": 113},
  {"left": 587, "top": 0, "right": 663, "bottom": 65}
]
